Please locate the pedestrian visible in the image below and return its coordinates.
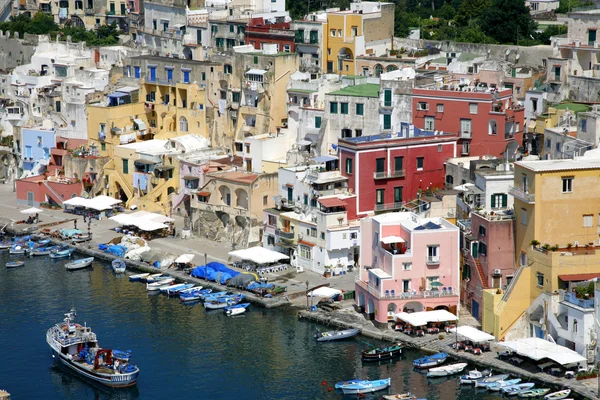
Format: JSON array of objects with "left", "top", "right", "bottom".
[
  {"left": 74, "top": 219, "right": 78, "bottom": 230},
  {"left": 172, "top": 227, "right": 176, "bottom": 238},
  {"left": 83, "top": 214, "right": 87, "bottom": 223}
]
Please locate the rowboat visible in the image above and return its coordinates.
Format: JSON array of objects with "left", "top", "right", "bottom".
[
  {"left": 145, "top": 274, "right": 170, "bottom": 283},
  {"left": 180, "top": 289, "right": 212, "bottom": 302},
  {"left": 65, "top": 257, "right": 94, "bottom": 271},
  {"left": 6, "top": 261, "right": 25, "bottom": 268},
  {"left": 0, "top": 242, "right": 12, "bottom": 250},
  {"left": 166, "top": 284, "right": 195, "bottom": 296},
  {"left": 339, "top": 377, "right": 391, "bottom": 394},
  {"left": 160, "top": 283, "right": 190, "bottom": 294},
  {"left": 315, "top": 328, "right": 360, "bottom": 342},
  {"left": 413, "top": 352, "right": 448, "bottom": 369},
  {"left": 175, "top": 286, "right": 201, "bottom": 296},
  {"left": 129, "top": 273, "right": 150, "bottom": 282},
  {"left": 226, "top": 307, "right": 247, "bottom": 316},
  {"left": 544, "top": 389, "right": 571, "bottom": 400},
  {"left": 427, "top": 362, "right": 468, "bottom": 377},
  {"left": 33, "top": 239, "right": 51, "bottom": 248},
  {"left": 519, "top": 388, "right": 551, "bottom": 398},
  {"left": 112, "top": 259, "right": 126, "bottom": 273},
  {"left": 9, "top": 245, "right": 30, "bottom": 255},
  {"left": 474, "top": 374, "right": 510, "bottom": 388},
  {"left": 146, "top": 278, "right": 175, "bottom": 291},
  {"left": 50, "top": 249, "right": 74, "bottom": 259},
  {"left": 502, "top": 383, "right": 535, "bottom": 396},
  {"left": 335, "top": 378, "right": 365, "bottom": 389},
  {"left": 460, "top": 369, "right": 492, "bottom": 384},
  {"left": 31, "top": 245, "right": 60, "bottom": 256},
  {"left": 382, "top": 394, "right": 425, "bottom": 400},
  {"left": 205, "top": 295, "right": 244, "bottom": 309},
  {"left": 488, "top": 379, "right": 522, "bottom": 391},
  {"left": 71, "top": 234, "right": 91, "bottom": 243},
  {"left": 362, "top": 343, "right": 403, "bottom": 361},
  {"left": 201, "top": 291, "right": 229, "bottom": 301}
]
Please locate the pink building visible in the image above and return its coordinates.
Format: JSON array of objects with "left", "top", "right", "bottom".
[
  {"left": 355, "top": 212, "right": 460, "bottom": 327},
  {"left": 16, "top": 174, "right": 83, "bottom": 207}
]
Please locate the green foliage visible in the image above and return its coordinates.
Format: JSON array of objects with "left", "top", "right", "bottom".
[
  {"left": 479, "top": 0, "right": 537, "bottom": 44},
  {"left": 455, "top": 0, "right": 491, "bottom": 26},
  {"left": 555, "top": 0, "right": 593, "bottom": 13},
  {"left": 574, "top": 282, "right": 595, "bottom": 299}
]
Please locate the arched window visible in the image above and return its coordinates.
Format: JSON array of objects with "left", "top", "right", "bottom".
[
  {"left": 386, "top": 65, "right": 398, "bottom": 72},
  {"left": 573, "top": 319, "right": 578, "bottom": 333},
  {"left": 179, "top": 116, "right": 188, "bottom": 132},
  {"left": 374, "top": 64, "right": 384, "bottom": 77}
]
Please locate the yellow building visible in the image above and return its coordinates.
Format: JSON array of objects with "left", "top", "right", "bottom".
[
  {"left": 483, "top": 154, "right": 600, "bottom": 339},
  {"left": 324, "top": 2, "right": 394, "bottom": 75}
]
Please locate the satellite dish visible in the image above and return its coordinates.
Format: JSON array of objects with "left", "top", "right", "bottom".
[
  {"left": 516, "top": 54, "right": 520, "bottom": 60},
  {"left": 505, "top": 49, "right": 510, "bottom": 56},
  {"left": 504, "top": 141, "right": 520, "bottom": 161}
]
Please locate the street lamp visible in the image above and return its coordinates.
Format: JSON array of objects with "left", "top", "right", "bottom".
[{"left": 306, "top": 280, "right": 310, "bottom": 311}]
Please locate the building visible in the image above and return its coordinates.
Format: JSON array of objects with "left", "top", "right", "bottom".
[
  {"left": 20, "top": 126, "right": 56, "bottom": 175},
  {"left": 542, "top": 125, "right": 592, "bottom": 160},
  {"left": 412, "top": 85, "right": 525, "bottom": 159},
  {"left": 379, "top": 69, "right": 416, "bottom": 134},
  {"left": 355, "top": 212, "right": 460, "bottom": 327},
  {"left": 338, "top": 123, "right": 457, "bottom": 216},
  {"left": 245, "top": 17, "right": 295, "bottom": 53},
  {"left": 525, "top": 0, "right": 559, "bottom": 13},
  {"left": 483, "top": 153, "right": 600, "bottom": 339},
  {"left": 16, "top": 174, "right": 82, "bottom": 207},
  {"left": 240, "top": 130, "right": 295, "bottom": 173},
  {"left": 325, "top": 82, "right": 380, "bottom": 141},
  {"left": 577, "top": 105, "right": 600, "bottom": 146},
  {"left": 292, "top": 14, "right": 326, "bottom": 75}
]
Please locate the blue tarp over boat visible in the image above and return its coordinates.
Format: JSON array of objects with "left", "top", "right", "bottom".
[
  {"left": 106, "top": 245, "right": 126, "bottom": 257},
  {"left": 191, "top": 263, "right": 240, "bottom": 284}
]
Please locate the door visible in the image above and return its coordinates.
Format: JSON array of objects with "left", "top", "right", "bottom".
[
  {"left": 120, "top": 2, "right": 125, "bottom": 14},
  {"left": 27, "top": 192, "right": 34, "bottom": 206},
  {"left": 471, "top": 300, "right": 480, "bottom": 320},
  {"left": 589, "top": 29, "right": 597, "bottom": 46},
  {"left": 196, "top": 29, "right": 202, "bottom": 45},
  {"left": 287, "top": 187, "right": 293, "bottom": 202},
  {"left": 149, "top": 67, "right": 156, "bottom": 82}
]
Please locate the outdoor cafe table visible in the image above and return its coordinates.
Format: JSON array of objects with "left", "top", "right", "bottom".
[{"left": 537, "top": 361, "right": 554, "bottom": 372}]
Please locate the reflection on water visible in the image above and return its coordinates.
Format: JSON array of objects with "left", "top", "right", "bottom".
[{"left": 0, "top": 253, "right": 503, "bottom": 400}]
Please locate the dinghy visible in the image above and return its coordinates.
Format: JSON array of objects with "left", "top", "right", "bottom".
[
  {"left": 146, "top": 278, "right": 175, "bottom": 291},
  {"left": 427, "top": 362, "right": 468, "bottom": 377},
  {"left": 382, "top": 394, "right": 425, "bottom": 400},
  {"left": 339, "top": 377, "right": 391, "bottom": 394},
  {"left": 145, "top": 274, "right": 171, "bottom": 283},
  {"left": 226, "top": 307, "right": 247, "bottom": 316},
  {"left": 519, "top": 388, "right": 550, "bottom": 398},
  {"left": 474, "top": 374, "right": 510, "bottom": 388},
  {"left": 335, "top": 378, "right": 365, "bottom": 389},
  {"left": 488, "top": 379, "right": 522, "bottom": 391},
  {"left": 544, "top": 389, "right": 571, "bottom": 400},
  {"left": 315, "top": 328, "right": 360, "bottom": 342},
  {"left": 31, "top": 245, "right": 60, "bottom": 256},
  {"left": 112, "top": 259, "right": 126, "bottom": 273},
  {"left": 50, "top": 248, "right": 74, "bottom": 259},
  {"left": 166, "top": 283, "right": 195, "bottom": 296},
  {"left": 129, "top": 273, "right": 150, "bottom": 282},
  {"left": 6, "top": 261, "right": 25, "bottom": 268},
  {"left": 413, "top": 352, "right": 448, "bottom": 369},
  {"left": 460, "top": 369, "right": 492, "bottom": 384},
  {"left": 9, "top": 245, "right": 29, "bottom": 255},
  {"left": 362, "top": 343, "right": 403, "bottom": 362},
  {"left": 65, "top": 257, "right": 94, "bottom": 270},
  {"left": 502, "top": 382, "right": 535, "bottom": 396}
]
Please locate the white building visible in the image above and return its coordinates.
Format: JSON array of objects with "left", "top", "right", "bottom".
[
  {"left": 525, "top": 0, "right": 559, "bottom": 13},
  {"left": 241, "top": 129, "right": 295, "bottom": 173}
]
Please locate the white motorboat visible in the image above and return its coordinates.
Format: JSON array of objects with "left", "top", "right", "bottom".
[
  {"left": 339, "top": 378, "right": 391, "bottom": 395},
  {"left": 544, "top": 389, "right": 571, "bottom": 400},
  {"left": 111, "top": 259, "right": 126, "bottom": 273},
  {"left": 65, "top": 257, "right": 94, "bottom": 271},
  {"left": 226, "top": 307, "right": 246, "bottom": 316},
  {"left": 146, "top": 278, "right": 175, "bottom": 291},
  {"left": 129, "top": 273, "right": 150, "bottom": 282},
  {"left": 488, "top": 379, "right": 522, "bottom": 391},
  {"left": 159, "top": 283, "right": 189, "bottom": 294},
  {"left": 427, "top": 362, "right": 468, "bottom": 377},
  {"left": 145, "top": 274, "right": 170, "bottom": 283},
  {"left": 460, "top": 369, "right": 492, "bottom": 384}
]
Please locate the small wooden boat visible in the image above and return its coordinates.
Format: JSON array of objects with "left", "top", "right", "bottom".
[
  {"left": 502, "top": 383, "right": 535, "bottom": 396},
  {"left": 112, "top": 259, "right": 126, "bottom": 273},
  {"left": 0, "top": 242, "right": 12, "bottom": 250},
  {"left": 519, "top": 388, "right": 551, "bottom": 398},
  {"left": 460, "top": 369, "right": 492, "bottom": 384},
  {"left": 205, "top": 296, "right": 243, "bottom": 309},
  {"left": 180, "top": 289, "right": 211, "bottom": 302},
  {"left": 382, "top": 394, "right": 424, "bottom": 400},
  {"left": 65, "top": 257, "right": 94, "bottom": 271},
  {"left": 6, "top": 261, "right": 25, "bottom": 268},
  {"left": 9, "top": 245, "right": 30, "bottom": 255},
  {"left": 474, "top": 374, "right": 510, "bottom": 388},
  {"left": 413, "top": 352, "right": 448, "bottom": 369},
  {"left": 166, "top": 284, "right": 195, "bottom": 296},
  {"left": 362, "top": 343, "right": 403, "bottom": 361},
  {"left": 145, "top": 274, "right": 170, "bottom": 283},
  {"left": 71, "top": 234, "right": 91, "bottom": 243},
  {"left": 201, "top": 291, "right": 229, "bottom": 301},
  {"left": 544, "top": 389, "right": 571, "bottom": 400},
  {"left": 31, "top": 245, "right": 60, "bottom": 256},
  {"left": 172, "top": 285, "right": 200, "bottom": 296},
  {"left": 427, "top": 362, "right": 468, "bottom": 377},
  {"left": 50, "top": 249, "right": 74, "bottom": 259},
  {"left": 160, "top": 283, "right": 189, "bottom": 294},
  {"left": 129, "top": 273, "right": 150, "bottom": 282},
  {"left": 146, "top": 278, "right": 175, "bottom": 291},
  {"left": 339, "top": 377, "right": 391, "bottom": 394},
  {"left": 335, "top": 378, "right": 365, "bottom": 389},
  {"left": 315, "top": 328, "right": 360, "bottom": 342},
  {"left": 33, "top": 239, "right": 51, "bottom": 248},
  {"left": 488, "top": 379, "right": 522, "bottom": 391}
]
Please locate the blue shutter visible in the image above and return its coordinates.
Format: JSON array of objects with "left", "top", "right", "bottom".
[{"left": 183, "top": 71, "right": 190, "bottom": 83}]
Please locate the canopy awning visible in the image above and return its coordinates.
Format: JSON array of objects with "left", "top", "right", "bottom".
[
  {"left": 369, "top": 268, "right": 392, "bottom": 279},
  {"left": 309, "top": 287, "right": 342, "bottom": 298},
  {"left": 246, "top": 69, "right": 267, "bottom": 75},
  {"left": 313, "top": 155, "right": 338, "bottom": 163},
  {"left": 175, "top": 253, "right": 195, "bottom": 263},
  {"left": 20, "top": 207, "right": 43, "bottom": 214},
  {"left": 498, "top": 337, "right": 587, "bottom": 366},
  {"left": 137, "top": 221, "right": 168, "bottom": 231},
  {"left": 381, "top": 235, "right": 405, "bottom": 244},
  {"left": 133, "top": 119, "right": 147, "bottom": 130},
  {"left": 318, "top": 197, "right": 347, "bottom": 208},
  {"left": 116, "top": 86, "right": 139, "bottom": 93},
  {"left": 448, "top": 326, "right": 495, "bottom": 342},
  {"left": 155, "top": 165, "right": 175, "bottom": 171},
  {"left": 63, "top": 196, "right": 121, "bottom": 210},
  {"left": 173, "top": 23, "right": 185, "bottom": 29},
  {"left": 197, "top": 191, "right": 211, "bottom": 196},
  {"left": 182, "top": 175, "right": 199, "bottom": 180},
  {"left": 107, "top": 92, "right": 129, "bottom": 99},
  {"left": 395, "top": 310, "right": 458, "bottom": 327},
  {"left": 134, "top": 159, "right": 158, "bottom": 165},
  {"left": 228, "top": 246, "right": 289, "bottom": 264},
  {"left": 558, "top": 273, "right": 600, "bottom": 282},
  {"left": 109, "top": 211, "right": 173, "bottom": 229},
  {"left": 297, "top": 140, "right": 312, "bottom": 146}
]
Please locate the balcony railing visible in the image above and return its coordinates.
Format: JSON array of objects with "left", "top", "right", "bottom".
[
  {"left": 374, "top": 202, "right": 405, "bottom": 212},
  {"left": 275, "top": 229, "right": 294, "bottom": 240},
  {"left": 373, "top": 169, "right": 406, "bottom": 180},
  {"left": 508, "top": 186, "right": 535, "bottom": 204},
  {"left": 355, "top": 277, "right": 456, "bottom": 300},
  {"left": 460, "top": 131, "right": 472, "bottom": 139},
  {"left": 426, "top": 257, "right": 440, "bottom": 265},
  {"left": 563, "top": 292, "right": 594, "bottom": 309}
]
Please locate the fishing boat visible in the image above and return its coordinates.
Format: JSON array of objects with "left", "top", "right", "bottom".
[
  {"left": 71, "top": 234, "right": 91, "bottom": 243},
  {"left": 205, "top": 295, "right": 244, "bottom": 309},
  {"left": 31, "top": 245, "right": 60, "bottom": 256},
  {"left": 0, "top": 242, "right": 12, "bottom": 250},
  {"left": 427, "top": 362, "right": 468, "bottom": 377},
  {"left": 519, "top": 388, "right": 551, "bottom": 398},
  {"left": 65, "top": 257, "right": 94, "bottom": 271},
  {"left": 502, "top": 383, "right": 536, "bottom": 396},
  {"left": 112, "top": 259, "right": 126, "bottom": 273},
  {"left": 33, "top": 239, "right": 51, "bottom": 248},
  {"left": 474, "top": 374, "right": 510, "bottom": 388},
  {"left": 413, "top": 352, "right": 448, "bottom": 369},
  {"left": 160, "top": 283, "right": 190, "bottom": 294},
  {"left": 315, "top": 328, "right": 360, "bottom": 342},
  {"left": 180, "top": 289, "right": 211, "bottom": 302},
  {"left": 362, "top": 343, "right": 403, "bottom": 361},
  {"left": 201, "top": 291, "right": 230, "bottom": 301},
  {"left": 487, "top": 379, "right": 522, "bottom": 391},
  {"left": 339, "top": 377, "right": 391, "bottom": 394},
  {"left": 544, "top": 389, "right": 571, "bottom": 400},
  {"left": 335, "top": 378, "right": 365, "bottom": 389},
  {"left": 145, "top": 274, "right": 171, "bottom": 283},
  {"left": 46, "top": 309, "right": 139, "bottom": 387},
  {"left": 129, "top": 273, "right": 150, "bottom": 282},
  {"left": 9, "top": 244, "right": 30, "bottom": 255},
  {"left": 382, "top": 394, "right": 425, "bottom": 400},
  {"left": 166, "top": 284, "right": 195, "bottom": 296},
  {"left": 6, "top": 260, "right": 25, "bottom": 268},
  {"left": 146, "top": 278, "right": 175, "bottom": 291},
  {"left": 50, "top": 248, "right": 74, "bottom": 259},
  {"left": 459, "top": 369, "right": 492, "bottom": 384}
]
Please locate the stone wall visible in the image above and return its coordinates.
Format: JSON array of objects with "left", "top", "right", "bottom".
[
  {"left": 363, "top": 3, "right": 395, "bottom": 43},
  {"left": 567, "top": 75, "right": 600, "bottom": 102},
  {"left": 0, "top": 32, "right": 37, "bottom": 73},
  {"left": 192, "top": 208, "right": 261, "bottom": 248}
]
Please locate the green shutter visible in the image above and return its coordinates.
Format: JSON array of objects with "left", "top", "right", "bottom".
[
  {"left": 315, "top": 116, "right": 321, "bottom": 128},
  {"left": 384, "top": 89, "right": 392, "bottom": 106},
  {"left": 491, "top": 195, "right": 496, "bottom": 208},
  {"left": 502, "top": 194, "right": 507, "bottom": 207},
  {"left": 383, "top": 114, "right": 391, "bottom": 129}
]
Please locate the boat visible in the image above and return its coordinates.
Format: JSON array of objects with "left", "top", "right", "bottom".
[
  {"left": 519, "top": 388, "right": 551, "bottom": 398},
  {"left": 362, "top": 343, "right": 403, "bottom": 361},
  {"left": 129, "top": 273, "right": 150, "bottom": 282},
  {"left": 146, "top": 278, "right": 175, "bottom": 291},
  {"left": 71, "top": 234, "right": 91, "bottom": 243},
  {"left": 315, "top": 328, "right": 360, "bottom": 342},
  {"left": 205, "top": 296, "right": 244, "bottom": 309},
  {"left": 544, "top": 389, "right": 571, "bottom": 400},
  {"left": 413, "top": 352, "right": 448, "bottom": 369},
  {"left": 33, "top": 239, "right": 51, "bottom": 248},
  {"left": 474, "top": 374, "right": 510, "bottom": 388},
  {"left": 174, "top": 286, "right": 200, "bottom": 296},
  {"left": 427, "top": 362, "right": 468, "bottom": 377},
  {"left": 166, "top": 284, "right": 195, "bottom": 296},
  {"left": 112, "top": 259, "right": 126, "bottom": 273},
  {"left": 339, "top": 377, "right": 391, "bottom": 394},
  {"left": 0, "top": 242, "right": 12, "bottom": 250},
  {"left": 65, "top": 257, "right": 94, "bottom": 271},
  {"left": 382, "top": 394, "right": 425, "bottom": 400},
  {"left": 201, "top": 291, "right": 230, "bottom": 301},
  {"left": 145, "top": 274, "right": 171, "bottom": 283},
  {"left": 46, "top": 309, "right": 139, "bottom": 387},
  {"left": 31, "top": 246, "right": 60, "bottom": 256},
  {"left": 502, "top": 383, "right": 536, "bottom": 396},
  {"left": 487, "top": 379, "right": 522, "bottom": 391},
  {"left": 459, "top": 369, "right": 492, "bottom": 384},
  {"left": 224, "top": 303, "right": 250, "bottom": 316},
  {"left": 160, "top": 283, "right": 189, "bottom": 294},
  {"left": 180, "top": 289, "right": 212, "bottom": 302},
  {"left": 9, "top": 245, "right": 30, "bottom": 255},
  {"left": 334, "top": 378, "right": 365, "bottom": 389},
  {"left": 6, "top": 261, "right": 25, "bottom": 268},
  {"left": 50, "top": 248, "right": 74, "bottom": 259}
]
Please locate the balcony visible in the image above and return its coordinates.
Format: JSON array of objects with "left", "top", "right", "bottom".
[
  {"left": 562, "top": 291, "right": 594, "bottom": 309},
  {"left": 373, "top": 169, "right": 406, "bottom": 180},
  {"left": 460, "top": 131, "right": 472, "bottom": 139},
  {"left": 355, "top": 277, "right": 457, "bottom": 300},
  {"left": 508, "top": 186, "right": 535, "bottom": 204},
  {"left": 426, "top": 256, "right": 440, "bottom": 266},
  {"left": 275, "top": 229, "right": 294, "bottom": 240},
  {"left": 374, "top": 202, "right": 404, "bottom": 212}
]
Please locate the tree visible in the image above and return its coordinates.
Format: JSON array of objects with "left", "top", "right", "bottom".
[
  {"left": 438, "top": 3, "right": 456, "bottom": 20},
  {"left": 479, "top": 0, "right": 537, "bottom": 44},
  {"left": 455, "top": 0, "right": 491, "bottom": 26},
  {"left": 28, "top": 12, "right": 58, "bottom": 35}
]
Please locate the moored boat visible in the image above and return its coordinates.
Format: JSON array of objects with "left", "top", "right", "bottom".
[
  {"left": 180, "top": 289, "right": 211, "bottom": 302},
  {"left": 413, "top": 352, "right": 448, "bottom": 369},
  {"left": 46, "top": 309, "right": 139, "bottom": 387},
  {"left": 382, "top": 394, "right": 425, "bottom": 400},
  {"left": 159, "top": 283, "right": 189, "bottom": 294},
  {"left": 50, "top": 248, "right": 74, "bottom": 259},
  {"left": 6, "top": 260, "right": 25, "bottom": 268},
  {"left": 519, "top": 388, "right": 551, "bottom": 398},
  {"left": 460, "top": 369, "right": 492, "bottom": 384},
  {"left": 31, "top": 245, "right": 60, "bottom": 256},
  {"left": 474, "top": 374, "right": 510, "bottom": 388},
  {"left": 129, "top": 273, "right": 150, "bottom": 282},
  {"left": 171, "top": 285, "right": 199, "bottom": 296},
  {"left": 145, "top": 274, "right": 170, "bottom": 283},
  {"left": 166, "top": 283, "right": 195, "bottom": 296},
  {"left": 334, "top": 378, "right": 365, "bottom": 389},
  {"left": 502, "top": 383, "right": 535, "bottom": 396},
  {"left": 146, "top": 278, "right": 175, "bottom": 291},
  {"left": 65, "top": 257, "right": 94, "bottom": 271},
  {"left": 488, "top": 379, "right": 522, "bottom": 391},
  {"left": 362, "top": 343, "right": 403, "bottom": 361},
  {"left": 112, "top": 259, "right": 126, "bottom": 273},
  {"left": 224, "top": 303, "right": 250, "bottom": 316},
  {"left": 9, "top": 244, "right": 30, "bottom": 255},
  {"left": 315, "top": 328, "right": 360, "bottom": 342},
  {"left": 339, "top": 377, "right": 391, "bottom": 394},
  {"left": 204, "top": 295, "right": 244, "bottom": 309},
  {"left": 427, "top": 362, "right": 468, "bottom": 377},
  {"left": 544, "top": 389, "right": 571, "bottom": 400}
]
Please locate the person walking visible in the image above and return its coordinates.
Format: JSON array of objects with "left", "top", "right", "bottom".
[
  {"left": 172, "top": 227, "right": 176, "bottom": 238},
  {"left": 83, "top": 214, "right": 87, "bottom": 223}
]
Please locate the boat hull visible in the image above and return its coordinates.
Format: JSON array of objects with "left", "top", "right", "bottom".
[
  {"left": 315, "top": 328, "right": 360, "bottom": 342},
  {"left": 65, "top": 258, "right": 94, "bottom": 270},
  {"left": 340, "top": 378, "right": 391, "bottom": 394},
  {"left": 362, "top": 347, "right": 402, "bottom": 361}
]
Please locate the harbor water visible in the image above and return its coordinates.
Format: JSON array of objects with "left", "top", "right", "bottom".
[{"left": 0, "top": 253, "right": 508, "bottom": 399}]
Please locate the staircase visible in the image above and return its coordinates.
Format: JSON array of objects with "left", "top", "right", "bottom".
[
  {"left": 43, "top": 181, "right": 65, "bottom": 205},
  {"left": 472, "top": 257, "right": 489, "bottom": 289},
  {"left": 112, "top": 169, "right": 134, "bottom": 201}
]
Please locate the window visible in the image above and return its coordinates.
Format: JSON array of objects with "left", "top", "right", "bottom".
[
  {"left": 376, "top": 189, "right": 385, "bottom": 205},
  {"left": 267, "top": 235, "right": 275, "bottom": 246},
  {"left": 24, "top": 145, "right": 32, "bottom": 159},
  {"left": 478, "top": 225, "right": 487, "bottom": 238},
  {"left": 545, "top": 139, "right": 551, "bottom": 149},
  {"left": 311, "top": 228, "right": 317, "bottom": 237},
  {"left": 340, "top": 102, "right": 348, "bottom": 114},
  {"left": 424, "top": 116, "right": 434, "bottom": 131},
  {"left": 350, "top": 232, "right": 357, "bottom": 239},
  {"left": 584, "top": 214, "right": 593, "bottom": 227},
  {"left": 438, "top": 144, "right": 443, "bottom": 152},
  {"left": 394, "top": 187, "right": 403, "bottom": 203},
  {"left": 521, "top": 174, "right": 529, "bottom": 192},
  {"left": 469, "top": 103, "right": 478, "bottom": 114},
  {"left": 351, "top": 26, "right": 358, "bottom": 36},
  {"left": 416, "top": 157, "right": 424, "bottom": 170},
  {"left": 402, "top": 262, "right": 412, "bottom": 271},
  {"left": 267, "top": 215, "right": 276, "bottom": 226},
  {"left": 446, "top": 175, "right": 453, "bottom": 185},
  {"left": 224, "top": 64, "right": 232, "bottom": 74},
  {"left": 521, "top": 208, "right": 527, "bottom": 225},
  {"left": 384, "top": 89, "right": 392, "bottom": 107},
  {"left": 375, "top": 158, "right": 385, "bottom": 173},
  {"left": 330, "top": 29, "right": 336, "bottom": 37},
  {"left": 182, "top": 70, "right": 190, "bottom": 83},
  {"left": 263, "top": 195, "right": 268, "bottom": 206},
  {"left": 427, "top": 245, "right": 440, "bottom": 264},
  {"left": 166, "top": 67, "right": 173, "bottom": 82},
  {"left": 491, "top": 193, "right": 507, "bottom": 209},
  {"left": 337, "top": 29, "right": 342, "bottom": 37},
  {"left": 383, "top": 114, "right": 391, "bottom": 130},
  {"left": 536, "top": 272, "right": 544, "bottom": 287},
  {"left": 299, "top": 245, "right": 311, "bottom": 259},
  {"left": 355, "top": 129, "right": 362, "bottom": 137},
  {"left": 478, "top": 242, "right": 487, "bottom": 256},
  {"left": 436, "top": 104, "right": 444, "bottom": 113},
  {"left": 232, "top": 91, "right": 240, "bottom": 103},
  {"left": 581, "top": 119, "right": 587, "bottom": 132},
  {"left": 101, "top": 143, "right": 106, "bottom": 151},
  {"left": 460, "top": 119, "right": 472, "bottom": 136},
  {"left": 315, "top": 116, "right": 322, "bottom": 128},
  {"left": 345, "top": 158, "right": 353, "bottom": 174},
  {"left": 417, "top": 102, "right": 428, "bottom": 111},
  {"left": 573, "top": 319, "right": 578, "bottom": 333},
  {"left": 122, "top": 159, "right": 129, "bottom": 174},
  {"left": 356, "top": 103, "right": 364, "bottom": 116},
  {"left": 403, "top": 279, "right": 411, "bottom": 292},
  {"left": 179, "top": 116, "right": 188, "bottom": 132},
  {"left": 329, "top": 102, "right": 338, "bottom": 114},
  {"left": 556, "top": 142, "right": 561, "bottom": 152},
  {"left": 562, "top": 177, "right": 573, "bottom": 193},
  {"left": 320, "top": 232, "right": 325, "bottom": 240}
]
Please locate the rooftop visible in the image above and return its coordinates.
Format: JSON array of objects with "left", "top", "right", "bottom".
[
  {"left": 371, "top": 212, "right": 457, "bottom": 231},
  {"left": 328, "top": 83, "right": 380, "bottom": 98},
  {"left": 517, "top": 152, "right": 600, "bottom": 172},
  {"left": 129, "top": 55, "right": 219, "bottom": 66},
  {"left": 552, "top": 102, "right": 591, "bottom": 114},
  {"left": 208, "top": 171, "right": 259, "bottom": 184},
  {"left": 118, "top": 140, "right": 168, "bottom": 151}
]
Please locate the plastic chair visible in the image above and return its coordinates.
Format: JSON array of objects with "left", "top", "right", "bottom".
[
  {"left": 385, "top": 290, "right": 390, "bottom": 297},
  {"left": 390, "top": 289, "right": 396, "bottom": 297},
  {"left": 448, "top": 286, "right": 453, "bottom": 294}
]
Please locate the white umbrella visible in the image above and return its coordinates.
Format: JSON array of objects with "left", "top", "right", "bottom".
[
  {"left": 175, "top": 253, "right": 195, "bottom": 263},
  {"left": 20, "top": 207, "right": 43, "bottom": 215}
]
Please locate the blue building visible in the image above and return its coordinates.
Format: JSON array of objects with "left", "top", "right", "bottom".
[{"left": 22, "top": 127, "right": 56, "bottom": 172}]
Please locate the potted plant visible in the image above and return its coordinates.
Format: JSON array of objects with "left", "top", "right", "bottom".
[
  {"left": 550, "top": 245, "right": 559, "bottom": 252},
  {"left": 323, "top": 266, "right": 332, "bottom": 278},
  {"left": 438, "top": 334, "right": 445, "bottom": 340},
  {"left": 541, "top": 243, "right": 550, "bottom": 251},
  {"left": 530, "top": 240, "right": 540, "bottom": 247},
  {"left": 567, "top": 243, "right": 573, "bottom": 250}
]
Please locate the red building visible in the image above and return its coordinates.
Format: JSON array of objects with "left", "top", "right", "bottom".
[
  {"left": 16, "top": 174, "right": 82, "bottom": 207},
  {"left": 338, "top": 123, "right": 458, "bottom": 217},
  {"left": 411, "top": 87, "right": 524, "bottom": 158},
  {"left": 245, "top": 18, "right": 295, "bottom": 52}
]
